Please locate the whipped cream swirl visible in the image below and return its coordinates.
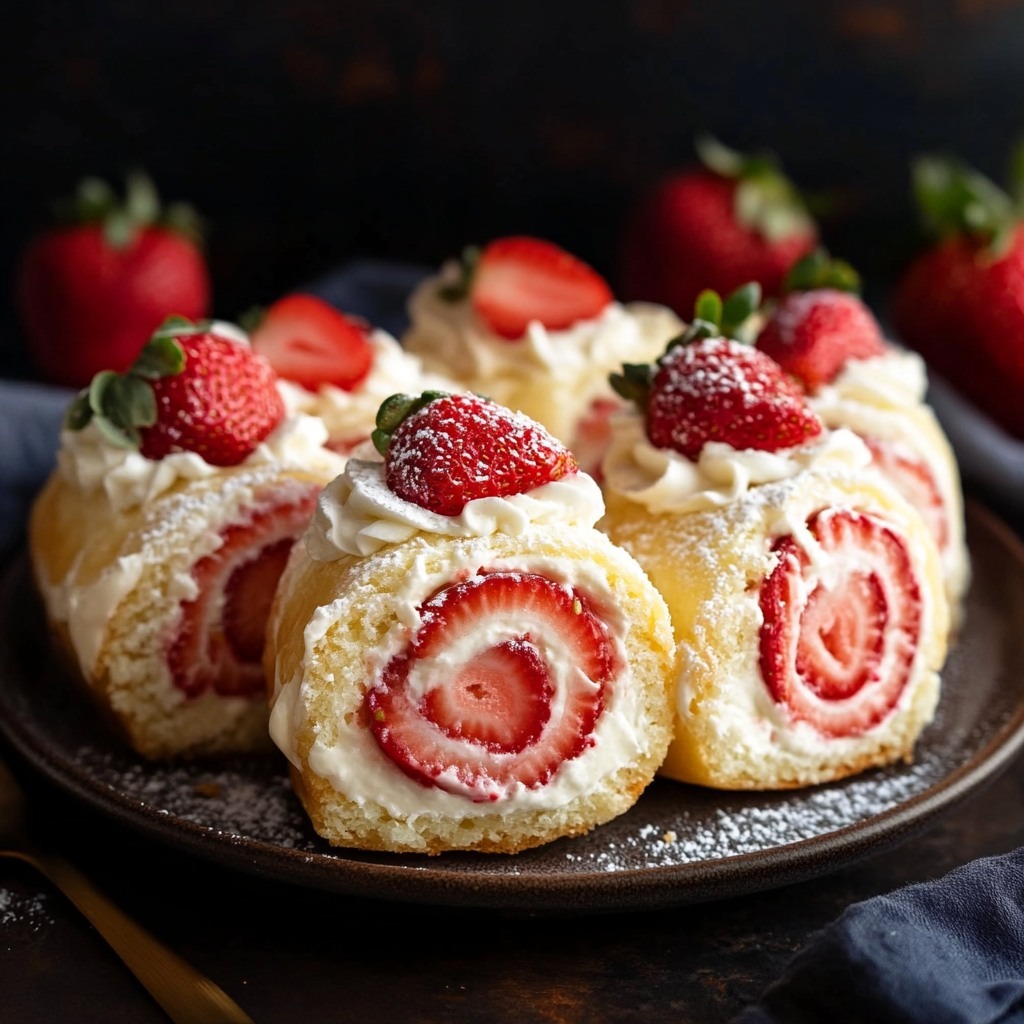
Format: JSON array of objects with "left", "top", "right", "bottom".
[
  {"left": 602, "top": 411, "right": 872, "bottom": 515},
  {"left": 58, "top": 409, "right": 344, "bottom": 513},
  {"left": 306, "top": 452, "right": 606, "bottom": 559}
]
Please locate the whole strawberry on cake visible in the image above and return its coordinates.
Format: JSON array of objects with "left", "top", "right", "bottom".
[
  {"left": 756, "top": 251, "right": 970, "bottom": 624},
  {"left": 264, "top": 390, "right": 675, "bottom": 854},
  {"left": 29, "top": 317, "right": 346, "bottom": 759},
  {"left": 600, "top": 305, "right": 950, "bottom": 790},
  {"left": 247, "top": 292, "right": 457, "bottom": 454},
  {"left": 619, "top": 136, "right": 818, "bottom": 319},
  {"left": 401, "top": 236, "right": 682, "bottom": 474}
]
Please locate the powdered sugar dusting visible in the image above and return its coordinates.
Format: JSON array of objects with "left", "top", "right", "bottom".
[{"left": 0, "top": 888, "right": 52, "bottom": 931}]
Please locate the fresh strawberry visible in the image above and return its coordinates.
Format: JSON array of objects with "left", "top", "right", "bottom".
[
  {"left": 168, "top": 489, "right": 317, "bottom": 698},
  {"left": 756, "top": 251, "right": 887, "bottom": 391},
  {"left": 17, "top": 172, "right": 210, "bottom": 388},
  {"left": 620, "top": 137, "right": 817, "bottom": 318},
  {"left": 366, "top": 571, "right": 614, "bottom": 801},
  {"left": 439, "top": 236, "right": 613, "bottom": 340},
  {"left": 64, "top": 317, "right": 285, "bottom": 467},
  {"left": 248, "top": 293, "right": 374, "bottom": 392},
  {"left": 372, "top": 391, "right": 579, "bottom": 516},
  {"left": 758, "top": 508, "right": 923, "bottom": 738},
  {"left": 612, "top": 302, "right": 823, "bottom": 460},
  {"left": 891, "top": 150, "right": 1024, "bottom": 437},
  {"left": 863, "top": 437, "right": 949, "bottom": 552}
]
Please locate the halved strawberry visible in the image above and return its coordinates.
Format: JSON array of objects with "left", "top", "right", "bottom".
[
  {"left": 756, "top": 289, "right": 886, "bottom": 392},
  {"left": 624, "top": 336, "right": 824, "bottom": 460},
  {"left": 167, "top": 487, "right": 317, "bottom": 699},
  {"left": 249, "top": 293, "right": 374, "bottom": 392},
  {"left": 758, "top": 508, "right": 923, "bottom": 738},
  {"left": 374, "top": 392, "right": 579, "bottom": 517},
  {"left": 469, "top": 236, "right": 613, "bottom": 340},
  {"left": 365, "top": 571, "right": 616, "bottom": 801}
]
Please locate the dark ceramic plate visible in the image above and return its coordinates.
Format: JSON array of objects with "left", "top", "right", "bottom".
[{"left": 2, "top": 502, "right": 1024, "bottom": 914}]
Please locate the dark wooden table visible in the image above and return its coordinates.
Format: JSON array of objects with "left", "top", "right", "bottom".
[{"left": 1, "top": 723, "right": 1022, "bottom": 1024}]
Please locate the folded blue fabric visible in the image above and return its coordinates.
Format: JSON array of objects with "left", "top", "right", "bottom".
[{"left": 735, "top": 847, "right": 1024, "bottom": 1024}]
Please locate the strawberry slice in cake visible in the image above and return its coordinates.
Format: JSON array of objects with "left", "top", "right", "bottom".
[
  {"left": 600, "top": 309, "right": 950, "bottom": 789},
  {"left": 265, "top": 391, "right": 675, "bottom": 854},
  {"left": 29, "top": 318, "right": 346, "bottom": 758},
  {"left": 756, "top": 251, "right": 970, "bottom": 625}
]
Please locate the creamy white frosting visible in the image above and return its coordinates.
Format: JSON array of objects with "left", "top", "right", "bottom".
[
  {"left": 277, "top": 329, "right": 456, "bottom": 447},
  {"left": 57, "top": 408, "right": 344, "bottom": 513},
  {"left": 306, "top": 450, "right": 606, "bottom": 559},
  {"left": 270, "top": 545, "right": 654, "bottom": 814},
  {"left": 601, "top": 410, "right": 873, "bottom": 515},
  {"left": 813, "top": 348, "right": 927, "bottom": 410}
]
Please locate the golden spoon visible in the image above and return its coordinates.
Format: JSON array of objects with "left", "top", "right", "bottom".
[{"left": 0, "top": 753, "right": 254, "bottom": 1023}]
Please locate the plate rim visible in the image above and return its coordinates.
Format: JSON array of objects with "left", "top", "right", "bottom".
[{"left": 3, "top": 500, "right": 1024, "bottom": 912}]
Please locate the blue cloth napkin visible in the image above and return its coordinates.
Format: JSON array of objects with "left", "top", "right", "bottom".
[{"left": 735, "top": 847, "right": 1024, "bottom": 1023}]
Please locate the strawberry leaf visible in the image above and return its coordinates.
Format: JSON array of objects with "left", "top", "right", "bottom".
[
  {"left": 784, "top": 249, "right": 861, "bottom": 295},
  {"left": 132, "top": 334, "right": 186, "bottom": 379},
  {"left": 372, "top": 391, "right": 449, "bottom": 455},
  {"left": 609, "top": 362, "right": 655, "bottom": 408},
  {"left": 437, "top": 246, "right": 481, "bottom": 302},
  {"left": 64, "top": 391, "right": 93, "bottom": 431},
  {"left": 720, "top": 281, "right": 762, "bottom": 336},
  {"left": 694, "top": 289, "right": 723, "bottom": 326}
]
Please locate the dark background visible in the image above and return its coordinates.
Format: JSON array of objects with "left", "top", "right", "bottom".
[{"left": 6, "top": 0, "right": 1024, "bottom": 376}]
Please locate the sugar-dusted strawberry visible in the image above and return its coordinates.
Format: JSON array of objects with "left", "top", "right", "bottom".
[
  {"left": 248, "top": 293, "right": 374, "bottom": 392},
  {"left": 168, "top": 490, "right": 316, "bottom": 698},
  {"left": 17, "top": 172, "right": 210, "bottom": 388},
  {"left": 758, "top": 508, "right": 923, "bottom": 738},
  {"left": 891, "top": 149, "right": 1024, "bottom": 437},
  {"left": 756, "top": 251, "right": 887, "bottom": 391},
  {"left": 366, "top": 571, "right": 614, "bottom": 800},
  {"left": 372, "top": 391, "right": 579, "bottom": 516},
  {"left": 620, "top": 136, "right": 817, "bottom": 318},
  {"left": 439, "top": 236, "right": 613, "bottom": 340},
  {"left": 64, "top": 317, "right": 285, "bottom": 467},
  {"left": 612, "top": 290, "right": 823, "bottom": 459}
]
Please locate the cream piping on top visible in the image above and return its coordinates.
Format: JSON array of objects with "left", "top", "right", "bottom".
[
  {"left": 601, "top": 410, "right": 873, "bottom": 515},
  {"left": 306, "top": 447, "right": 606, "bottom": 559}
]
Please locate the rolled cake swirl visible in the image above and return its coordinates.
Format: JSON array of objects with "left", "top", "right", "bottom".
[
  {"left": 602, "top": 457, "right": 949, "bottom": 789},
  {"left": 265, "top": 392, "right": 676, "bottom": 854},
  {"left": 600, "top": 332, "right": 950, "bottom": 789},
  {"left": 807, "top": 351, "right": 970, "bottom": 626},
  {"left": 28, "top": 321, "right": 346, "bottom": 758}
]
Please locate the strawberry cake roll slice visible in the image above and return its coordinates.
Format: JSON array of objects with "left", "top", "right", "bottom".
[
  {"left": 29, "top": 318, "right": 346, "bottom": 759},
  {"left": 265, "top": 392, "right": 675, "bottom": 854},
  {"left": 401, "top": 236, "right": 683, "bottom": 474},
  {"left": 248, "top": 293, "right": 458, "bottom": 455},
  {"left": 756, "top": 253, "right": 970, "bottom": 625},
  {"left": 601, "top": 328, "right": 949, "bottom": 789}
]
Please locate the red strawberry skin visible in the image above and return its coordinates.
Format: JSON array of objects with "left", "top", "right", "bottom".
[
  {"left": 17, "top": 224, "right": 210, "bottom": 388},
  {"left": 758, "top": 508, "right": 923, "bottom": 738},
  {"left": 646, "top": 337, "right": 823, "bottom": 459},
  {"left": 471, "top": 236, "right": 613, "bottom": 340},
  {"left": 140, "top": 332, "right": 285, "bottom": 466},
  {"left": 385, "top": 393, "right": 579, "bottom": 516},
  {"left": 249, "top": 293, "right": 374, "bottom": 392},
  {"left": 757, "top": 289, "right": 887, "bottom": 391},
  {"left": 168, "top": 488, "right": 317, "bottom": 699},
  {"left": 620, "top": 171, "right": 816, "bottom": 318},
  {"left": 366, "top": 571, "right": 613, "bottom": 801},
  {"left": 892, "top": 226, "right": 1024, "bottom": 438}
]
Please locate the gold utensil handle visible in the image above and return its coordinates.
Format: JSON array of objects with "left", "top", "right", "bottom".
[{"left": 12, "top": 848, "right": 254, "bottom": 1023}]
